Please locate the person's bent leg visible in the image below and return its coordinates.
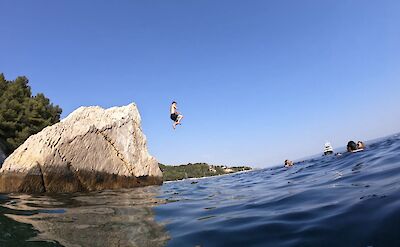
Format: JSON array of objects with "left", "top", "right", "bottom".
[{"left": 177, "top": 115, "right": 183, "bottom": 124}]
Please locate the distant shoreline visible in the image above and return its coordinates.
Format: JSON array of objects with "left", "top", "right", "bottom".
[
  {"left": 159, "top": 163, "right": 253, "bottom": 182},
  {"left": 163, "top": 167, "right": 256, "bottom": 183}
]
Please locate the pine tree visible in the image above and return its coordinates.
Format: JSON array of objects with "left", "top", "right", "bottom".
[{"left": 0, "top": 73, "right": 62, "bottom": 154}]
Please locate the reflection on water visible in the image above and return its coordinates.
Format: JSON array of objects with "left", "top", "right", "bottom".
[
  {"left": 1, "top": 134, "right": 400, "bottom": 247},
  {"left": 0, "top": 186, "right": 169, "bottom": 247}
]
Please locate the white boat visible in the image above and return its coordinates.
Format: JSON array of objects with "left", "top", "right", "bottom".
[{"left": 324, "top": 142, "right": 334, "bottom": 155}]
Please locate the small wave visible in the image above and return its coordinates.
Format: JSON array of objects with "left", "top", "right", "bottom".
[{"left": 158, "top": 135, "right": 400, "bottom": 247}]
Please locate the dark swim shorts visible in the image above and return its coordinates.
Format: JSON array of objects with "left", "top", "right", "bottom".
[{"left": 170, "top": 113, "right": 178, "bottom": 122}]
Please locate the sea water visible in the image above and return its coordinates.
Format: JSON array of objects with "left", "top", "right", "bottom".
[{"left": 1, "top": 134, "right": 400, "bottom": 246}]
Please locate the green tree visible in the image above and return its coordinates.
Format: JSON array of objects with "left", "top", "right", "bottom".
[
  {"left": 159, "top": 163, "right": 252, "bottom": 181},
  {"left": 0, "top": 73, "right": 62, "bottom": 154}
]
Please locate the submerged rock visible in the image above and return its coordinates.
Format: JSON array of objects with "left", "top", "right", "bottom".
[
  {"left": 3, "top": 188, "right": 169, "bottom": 247},
  {"left": 0, "top": 103, "right": 162, "bottom": 193}
]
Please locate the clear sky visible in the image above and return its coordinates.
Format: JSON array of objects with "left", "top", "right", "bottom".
[{"left": 1, "top": 0, "right": 399, "bottom": 168}]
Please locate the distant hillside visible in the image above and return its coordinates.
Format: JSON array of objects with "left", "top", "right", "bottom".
[{"left": 159, "top": 163, "right": 252, "bottom": 181}]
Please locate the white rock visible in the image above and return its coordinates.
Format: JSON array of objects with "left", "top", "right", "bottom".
[{"left": 0, "top": 103, "right": 162, "bottom": 193}]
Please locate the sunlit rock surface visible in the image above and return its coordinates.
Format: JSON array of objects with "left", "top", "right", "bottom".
[{"left": 0, "top": 103, "right": 162, "bottom": 193}]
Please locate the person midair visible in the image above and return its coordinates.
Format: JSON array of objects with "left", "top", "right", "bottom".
[{"left": 170, "top": 101, "right": 184, "bottom": 129}]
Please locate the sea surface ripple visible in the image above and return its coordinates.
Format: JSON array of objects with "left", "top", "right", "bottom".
[
  {"left": 1, "top": 134, "right": 400, "bottom": 246},
  {"left": 158, "top": 134, "right": 400, "bottom": 247}
]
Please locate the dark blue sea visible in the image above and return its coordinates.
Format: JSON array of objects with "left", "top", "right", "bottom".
[{"left": 1, "top": 134, "right": 400, "bottom": 247}]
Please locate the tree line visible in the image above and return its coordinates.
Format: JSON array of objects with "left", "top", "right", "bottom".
[
  {"left": 0, "top": 73, "right": 62, "bottom": 155},
  {"left": 159, "top": 163, "right": 252, "bottom": 181}
]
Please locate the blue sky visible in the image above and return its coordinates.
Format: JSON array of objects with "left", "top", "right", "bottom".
[{"left": 1, "top": 0, "right": 399, "bottom": 167}]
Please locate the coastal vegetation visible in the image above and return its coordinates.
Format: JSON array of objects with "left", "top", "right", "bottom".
[
  {"left": 159, "top": 163, "right": 252, "bottom": 181},
  {"left": 0, "top": 74, "right": 62, "bottom": 155}
]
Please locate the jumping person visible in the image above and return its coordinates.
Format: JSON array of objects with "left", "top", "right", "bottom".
[{"left": 170, "top": 101, "right": 184, "bottom": 129}]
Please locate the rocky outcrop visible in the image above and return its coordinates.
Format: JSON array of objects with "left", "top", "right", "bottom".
[{"left": 0, "top": 103, "right": 163, "bottom": 193}]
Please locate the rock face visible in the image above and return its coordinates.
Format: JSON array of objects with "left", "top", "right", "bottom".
[{"left": 0, "top": 103, "right": 163, "bottom": 193}]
